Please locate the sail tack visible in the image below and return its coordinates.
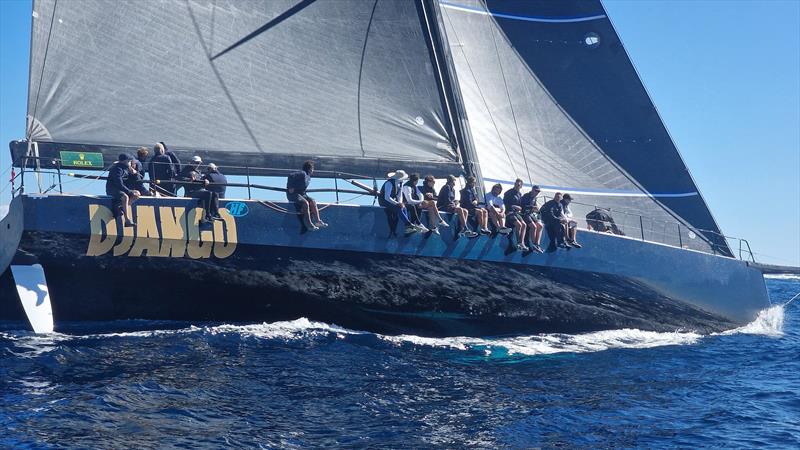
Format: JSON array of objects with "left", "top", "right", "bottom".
[{"left": 25, "top": 0, "right": 460, "bottom": 175}]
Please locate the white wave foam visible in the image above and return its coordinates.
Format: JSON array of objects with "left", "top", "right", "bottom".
[
  {"left": 764, "top": 274, "right": 800, "bottom": 281},
  {"left": 720, "top": 305, "right": 784, "bottom": 337},
  {"left": 382, "top": 328, "right": 702, "bottom": 356},
  {"left": 2, "top": 303, "right": 790, "bottom": 358}
]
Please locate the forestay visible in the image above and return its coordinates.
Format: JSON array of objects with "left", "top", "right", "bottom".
[
  {"left": 438, "top": 0, "right": 730, "bottom": 255},
  {"left": 23, "top": 0, "right": 461, "bottom": 177}
]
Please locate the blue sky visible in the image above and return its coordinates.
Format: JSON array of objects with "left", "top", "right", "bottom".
[{"left": 1, "top": 0, "right": 798, "bottom": 265}]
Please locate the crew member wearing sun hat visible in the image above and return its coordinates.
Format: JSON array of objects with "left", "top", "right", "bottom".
[{"left": 378, "top": 170, "right": 418, "bottom": 236}]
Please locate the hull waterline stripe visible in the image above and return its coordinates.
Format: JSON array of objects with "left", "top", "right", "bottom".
[
  {"left": 439, "top": 2, "right": 607, "bottom": 23},
  {"left": 482, "top": 178, "right": 700, "bottom": 198}
]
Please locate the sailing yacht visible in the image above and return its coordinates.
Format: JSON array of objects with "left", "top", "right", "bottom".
[{"left": 0, "top": 0, "right": 772, "bottom": 335}]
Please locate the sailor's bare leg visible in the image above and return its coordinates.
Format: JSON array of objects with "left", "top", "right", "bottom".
[
  {"left": 533, "top": 221, "right": 543, "bottom": 245},
  {"left": 481, "top": 209, "right": 489, "bottom": 229},
  {"left": 309, "top": 198, "right": 321, "bottom": 224},
  {"left": 423, "top": 201, "right": 438, "bottom": 227},
  {"left": 516, "top": 219, "right": 526, "bottom": 245},
  {"left": 457, "top": 207, "right": 468, "bottom": 229},
  {"left": 120, "top": 193, "right": 131, "bottom": 222},
  {"left": 299, "top": 197, "right": 313, "bottom": 227}
]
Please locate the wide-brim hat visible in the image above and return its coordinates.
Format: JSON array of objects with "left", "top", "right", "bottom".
[{"left": 387, "top": 170, "right": 408, "bottom": 181}]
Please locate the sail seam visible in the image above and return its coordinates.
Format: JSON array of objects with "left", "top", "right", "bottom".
[
  {"left": 356, "top": 0, "right": 381, "bottom": 158},
  {"left": 488, "top": 13, "right": 532, "bottom": 184},
  {"left": 442, "top": 6, "right": 518, "bottom": 178},
  {"left": 185, "top": 0, "right": 263, "bottom": 153},
  {"left": 482, "top": 177, "right": 699, "bottom": 198}
]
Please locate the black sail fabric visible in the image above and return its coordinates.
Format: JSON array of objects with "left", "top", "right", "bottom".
[
  {"left": 438, "top": 0, "right": 730, "bottom": 255},
  {"left": 24, "top": 0, "right": 460, "bottom": 176}
]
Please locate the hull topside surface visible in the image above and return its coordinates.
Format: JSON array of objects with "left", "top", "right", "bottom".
[{"left": 0, "top": 194, "right": 770, "bottom": 336}]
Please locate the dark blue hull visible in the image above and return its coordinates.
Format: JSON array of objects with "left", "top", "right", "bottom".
[{"left": 0, "top": 195, "right": 770, "bottom": 336}]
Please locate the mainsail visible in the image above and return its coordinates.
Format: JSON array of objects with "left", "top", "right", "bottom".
[
  {"left": 20, "top": 0, "right": 462, "bottom": 177},
  {"left": 437, "top": 0, "right": 730, "bottom": 255}
]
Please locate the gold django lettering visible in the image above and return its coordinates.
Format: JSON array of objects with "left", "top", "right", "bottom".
[{"left": 85, "top": 204, "right": 238, "bottom": 259}]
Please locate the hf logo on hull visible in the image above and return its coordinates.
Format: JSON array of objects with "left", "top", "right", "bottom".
[{"left": 86, "top": 205, "right": 238, "bottom": 259}]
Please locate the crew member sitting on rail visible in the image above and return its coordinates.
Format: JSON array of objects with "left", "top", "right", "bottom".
[
  {"left": 520, "top": 185, "right": 544, "bottom": 253},
  {"left": 148, "top": 143, "right": 176, "bottom": 196},
  {"left": 379, "top": 170, "right": 420, "bottom": 236},
  {"left": 503, "top": 178, "right": 529, "bottom": 251},
  {"left": 180, "top": 157, "right": 215, "bottom": 224},
  {"left": 286, "top": 160, "right": 327, "bottom": 232},
  {"left": 586, "top": 207, "right": 625, "bottom": 236},
  {"left": 438, "top": 175, "right": 477, "bottom": 238},
  {"left": 540, "top": 192, "right": 569, "bottom": 252},
  {"left": 161, "top": 141, "right": 182, "bottom": 180},
  {"left": 420, "top": 175, "right": 437, "bottom": 200},
  {"left": 403, "top": 173, "right": 448, "bottom": 234},
  {"left": 460, "top": 176, "right": 490, "bottom": 235},
  {"left": 106, "top": 154, "right": 140, "bottom": 227},
  {"left": 484, "top": 184, "right": 512, "bottom": 235},
  {"left": 560, "top": 194, "right": 581, "bottom": 248},
  {"left": 177, "top": 156, "right": 203, "bottom": 196},
  {"left": 125, "top": 147, "right": 150, "bottom": 196}
]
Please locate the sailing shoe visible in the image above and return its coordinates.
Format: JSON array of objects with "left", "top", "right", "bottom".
[
  {"left": 533, "top": 244, "right": 544, "bottom": 254},
  {"left": 480, "top": 228, "right": 492, "bottom": 235},
  {"left": 315, "top": 221, "right": 329, "bottom": 228},
  {"left": 464, "top": 230, "right": 479, "bottom": 238},
  {"left": 438, "top": 220, "right": 450, "bottom": 228},
  {"left": 308, "top": 225, "right": 320, "bottom": 232},
  {"left": 498, "top": 227, "right": 512, "bottom": 235},
  {"left": 431, "top": 228, "right": 441, "bottom": 235},
  {"left": 405, "top": 225, "right": 419, "bottom": 234},
  {"left": 417, "top": 224, "right": 430, "bottom": 233},
  {"left": 211, "top": 214, "right": 224, "bottom": 221},
  {"left": 124, "top": 220, "right": 137, "bottom": 227},
  {"left": 557, "top": 242, "right": 570, "bottom": 249},
  {"left": 516, "top": 243, "right": 528, "bottom": 252},
  {"left": 569, "top": 240, "right": 582, "bottom": 249}
]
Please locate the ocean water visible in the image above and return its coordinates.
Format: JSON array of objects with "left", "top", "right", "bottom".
[{"left": 1, "top": 277, "right": 799, "bottom": 449}]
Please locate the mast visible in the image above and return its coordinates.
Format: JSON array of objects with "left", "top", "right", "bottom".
[{"left": 419, "top": 0, "right": 482, "bottom": 185}]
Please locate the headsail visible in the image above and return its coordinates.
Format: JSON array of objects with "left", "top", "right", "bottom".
[
  {"left": 438, "top": 0, "right": 730, "bottom": 255},
  {"left": 20, "top": 0, "right": 462, "bottom": 177}
]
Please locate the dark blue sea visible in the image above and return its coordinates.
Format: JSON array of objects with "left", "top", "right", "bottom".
[{"left": 2, "top": 277, "right": 799, "bottom": 449}]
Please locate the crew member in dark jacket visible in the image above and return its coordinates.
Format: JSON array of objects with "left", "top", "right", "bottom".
[
  {"left": 459, "top": 176, "right": 490, "bottom": 234},
  {"left": 203, "top": 163, "right": 227, "bottom": 220},
  {"left": 106, "top": 154, "right": 140, "bottom": 226},
  {"left": 502, "top": 178, "right": 528, "bottom": 251},
  {"left": 520, "top": 185, "right": 544, "bottom": 253},
  {"left": 161, "top": 141, "right": 182, "bottom": 177},
  {"left": 437, "top": 175, "right": 475, "bottom": 238},
  {"left": 540, "top": 192, "right": 569, "bottom": 252},
  {"left": 177, "top": 156, "right": 214, "bottom": 223},
  {"left": 148, "top": 143, "right": 176, "bottom": 195},
  {"left": 286, "top": 160, "right": 326, "bottom": 231},
  {"left": 125, "top": 147, "right": 150, "bottom": 196}
]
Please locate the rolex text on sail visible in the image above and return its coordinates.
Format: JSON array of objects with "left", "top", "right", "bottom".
[{"left": 86, "top": 205, "right": 237, "bottom": 258}]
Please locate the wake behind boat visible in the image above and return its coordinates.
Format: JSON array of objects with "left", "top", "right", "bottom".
[{"left": 0, "top": 0, "right": 781, "bottom": 335}]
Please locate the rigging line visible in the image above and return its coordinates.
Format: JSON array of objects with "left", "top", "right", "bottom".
[
  {"left": 185, "top": 0, "right": 264, "bottom": 152},
  {"left": 29, "top": 0, "right": 59, "bottom": 139},
  {"left": 356, "top": 0, "right": 381, "bottom": 158},
  {"left": 442, "top": 8, "right": 518, "bottom": 178},
  {"left": 488, "top": 18, "right": 532, "bottom": 184}
]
